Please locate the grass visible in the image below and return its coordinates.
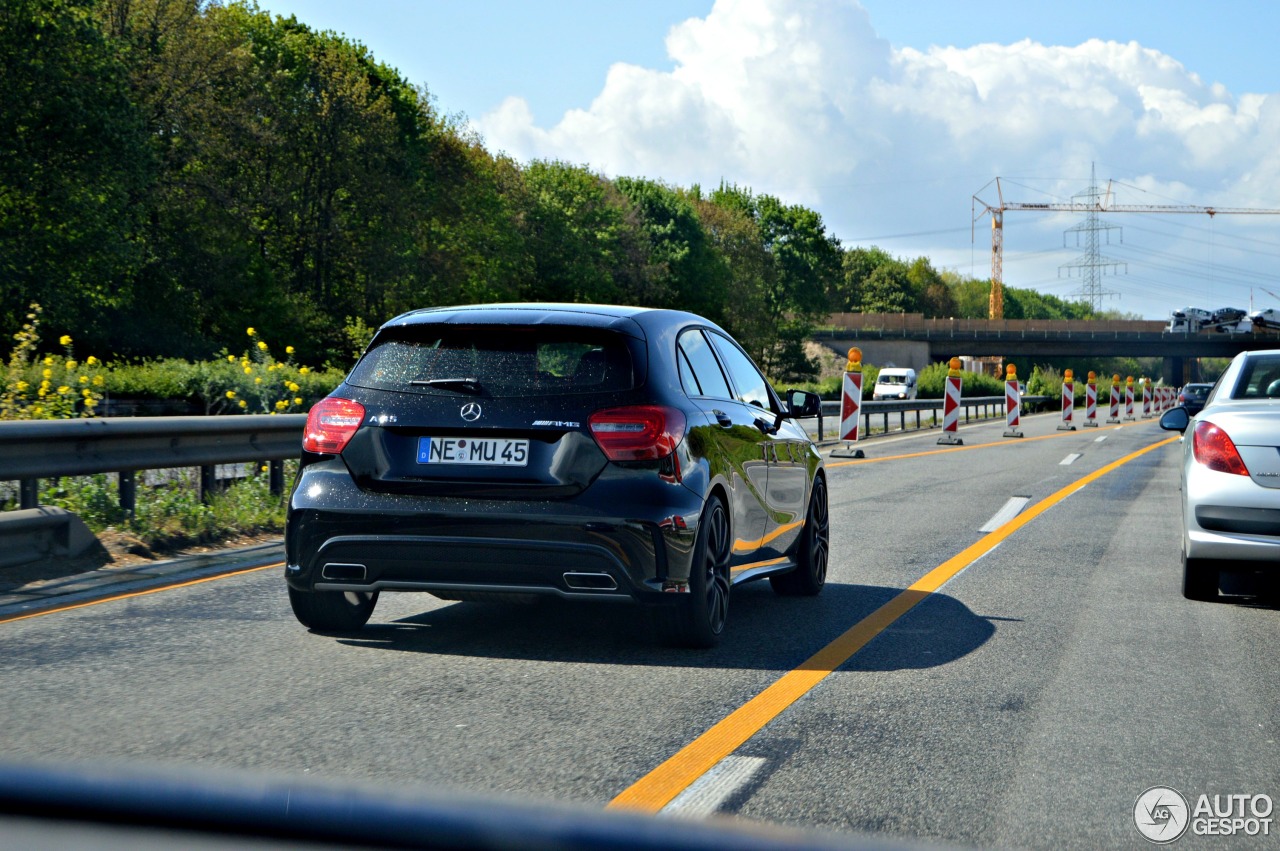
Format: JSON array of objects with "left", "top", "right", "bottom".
[{"left": 2, "top": 463, "right": 296, "bottom": 551}]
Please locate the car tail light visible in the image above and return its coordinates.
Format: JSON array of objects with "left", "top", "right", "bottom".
[
  {"left": 588, "top": 405, "right": 686, "bottom": 461},
  {"left": 303, "top": 397, "right": 365, "bottom": 454},
  {"left": 1192, "top": 420, "right": 1249, "bottom": 476}
]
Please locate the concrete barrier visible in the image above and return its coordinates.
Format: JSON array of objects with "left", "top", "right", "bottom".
[{"left": 0, "top": 507, "right": 99, "bottom": 569}]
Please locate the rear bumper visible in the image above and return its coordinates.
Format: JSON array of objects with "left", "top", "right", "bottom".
[{"left": 285, "top": 463, "right": 703, "bottom": 603}]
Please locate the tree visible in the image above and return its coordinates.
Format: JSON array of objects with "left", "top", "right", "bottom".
[
  {"left": 613, "top": 177, "right": 727, "bottom": 321},
  {"left": 0, "top": 0, "right": 151, "bottom": 348}
]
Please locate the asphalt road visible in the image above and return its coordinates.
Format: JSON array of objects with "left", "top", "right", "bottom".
[{"left": 3, "top": 411, "right": 1278, "bottom": 849}]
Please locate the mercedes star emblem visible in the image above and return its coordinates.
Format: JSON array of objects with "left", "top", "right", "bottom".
[{"left": 460, "top": 402, "right": 482, "bottom": 422}]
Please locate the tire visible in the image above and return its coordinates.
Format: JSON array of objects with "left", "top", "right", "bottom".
[
  {"left": 655, "top": 496, "right": 731, "bottom": 648},
  {"left": 771, "top": 475, "right": 829, "bottom": 597},
  {"left": 289, "top": 586, "right": 378, "bottom": 632},
  {"left": 1182, "top": 550, "right": 1218, "bottom": 602}
]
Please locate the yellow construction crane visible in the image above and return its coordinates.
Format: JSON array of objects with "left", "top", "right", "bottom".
[{"left": 973, "top": 175, "right": 1280, "bottom": 319}]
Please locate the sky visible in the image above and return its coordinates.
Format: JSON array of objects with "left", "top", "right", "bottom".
[{"left": 253, "top": 0, "right": 1280, "bottom": 320}]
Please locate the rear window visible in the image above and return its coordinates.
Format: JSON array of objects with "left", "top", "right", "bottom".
[
  {"left": 348, "top": 326, "right": 635, "bottom": 397},
  {"left": 1232, "top": 355, "right": 1280, "bottom": 399}
]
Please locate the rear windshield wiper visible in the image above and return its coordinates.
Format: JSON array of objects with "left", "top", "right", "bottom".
[{"left": 409, "top": 377, "right": 483, "bottom": 394}]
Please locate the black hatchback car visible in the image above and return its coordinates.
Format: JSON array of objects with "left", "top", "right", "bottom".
[
  {"left": 1177, "top": 382, "right": 1214, "bottom": 416},
  {"left": 286, "top": 304, "right": 828, "bottom": 647}
]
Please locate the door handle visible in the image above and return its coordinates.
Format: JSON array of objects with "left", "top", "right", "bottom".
[{"left": 713, "top": 410, "right": 732, "bottom": 427}]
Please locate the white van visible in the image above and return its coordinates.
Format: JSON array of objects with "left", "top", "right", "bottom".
[{"left": 872, "top": 367, "right": 917, "bottom": 400}]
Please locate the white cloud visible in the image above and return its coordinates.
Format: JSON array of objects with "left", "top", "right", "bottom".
[{"left": 473, "top": 0, "right": 1280, "bottom": 317}]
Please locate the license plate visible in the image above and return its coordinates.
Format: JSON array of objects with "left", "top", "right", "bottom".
[{"left": 417, "top": 437, "right": 529, "bottom": 466}]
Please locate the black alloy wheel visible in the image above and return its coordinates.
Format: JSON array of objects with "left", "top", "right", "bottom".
[
  {"left": 289, "top": 587, "right": 379, "bottom": 632},
  {"left": 656, "top": 495, "right": 731, "bottom": 648},
  {"left": 771, "top": 475, "right": 829, "bottom": 596}
]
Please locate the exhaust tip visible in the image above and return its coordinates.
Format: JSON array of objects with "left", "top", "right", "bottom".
[
  {"left": 321, "top": 563, "right": 367, "bottom": 582},
  {"left": 562, "top": 572, "right": 618, "bottom": 591}
]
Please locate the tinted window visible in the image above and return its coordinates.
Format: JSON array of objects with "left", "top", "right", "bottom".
[
  {"left": 709, "top": 333, "right": 771, "bottom": 409},
  {"left": 348, "top": 326, "right": 633, "bottom": 397},
  {"left": 1235, "top": 354, "right": 1280, "bottom": 399},
  {"left": 677, "top": 330, "right": 732, "bottom": 399}
]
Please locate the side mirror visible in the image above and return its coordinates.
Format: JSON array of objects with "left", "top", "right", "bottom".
[
  {"left": 1159, "top": 406, "right": 1190, "bottom": 433},
  {"left": 784, "top": 389, "right": 822, "bottom": 418}
]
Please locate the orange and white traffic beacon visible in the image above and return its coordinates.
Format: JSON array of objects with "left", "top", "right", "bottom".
[
  {"left": 938, "top": 357, "right": 964, "bottom": 445},
  {"left": 1058, "top": 369, "right": 1076, "bottom": 431},
  {"left": 1083, "top": 370, "right": 1099, "bottom": 428},
  {"left": 832, "top": 347, "right": 866, "bottom": 459},
  {"left": 1107, "top": 373, "right": 1122, "bottom": 424},
  {"left": 1003, "top": 363, "right": 1023, "bottom": 438}
]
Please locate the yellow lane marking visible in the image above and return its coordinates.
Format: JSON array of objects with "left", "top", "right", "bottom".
[
  {"left": 0, "top": 562, "right": 283, "bottom": 625},
  {"left": 608, "top": 435, "right": 1178, "bottom": 813},
  {"left": 827, "top": 420, "right": 1143, "bottom": 468},
  {"left": 733, "top": 520, "right": 804, "bottom": 553}
]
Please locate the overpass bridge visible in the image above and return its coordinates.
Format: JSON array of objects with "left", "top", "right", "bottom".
[{"left": 818, "top": 313, "right": 1280, "bottom": 383}]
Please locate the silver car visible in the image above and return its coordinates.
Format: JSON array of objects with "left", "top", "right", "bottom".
[{"left": 1160, "top": 349, "right": 1280, "bottom": 600}]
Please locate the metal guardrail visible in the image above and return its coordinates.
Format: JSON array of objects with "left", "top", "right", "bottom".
[
  {"left": 0, "top": 415, "right": 306, "bottom": 511},
  {"left": 0, "top": 398, "right": 1044, "bottom": 511}
]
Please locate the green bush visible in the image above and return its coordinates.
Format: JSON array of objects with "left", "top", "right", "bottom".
[{"left": 916, "top": 361, "right": 1004, "bottom": 398}]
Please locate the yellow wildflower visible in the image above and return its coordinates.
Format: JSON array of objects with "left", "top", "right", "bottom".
[
  {"left": 42, "top": 357, "right": 53, "bottom": 367},
  {"left": 257, "top": 341, "right": 268, "bottom": 351},
  {"left": 228, "top": 355, "right": 237, "bottom": 363},
  {"left": 92, "top": 375, "right": 104, "bottom": 387},
  {"left": 238, "top": 400, "right": 247, "bottom": 408},
  {"left": 59, "top": 335, "right": 72, "bottom": 346},
  {"left": 275, "top": 400, "right": 288, "bottom": 410},
  {"left": 225, "top": 391, "right": 236, "bottom": 399},
  {"left": 285, "top": 346, "right": 295, "bottom": 355},
  {"left": 57, "top": 385, "right": 70, "bottom": 395},
  {"left": 244, "top": 367, "right": 252, "bottom": 375},
  {"left": 82, "top": 388, "right": 92, "bottom": 398},
  {"left": 254, "top": 377, "right": 262, "bottom": 385},
  {"left": 86, "top": 356, "right": 98, "bottom": 366},
  {"left": 247, "top": 327, "right": 256, "bottom": 337},
  {"left": 293, "top": 397, "right": 303, "bottom": 405},
  {"left": 42, "top": 368, "right": 52, "bottom": 380},
  {"left": 83, "top": 398, "right": 96, "bottom": 408},
  {"left": 65, "top": 360, "right": 76, "bottom": 371},
  {"left": 299, "top": 367, "right": 310, "bottom": 375},
  {"left": 79, "top": 375, "right": 88, "bottom": 384}
]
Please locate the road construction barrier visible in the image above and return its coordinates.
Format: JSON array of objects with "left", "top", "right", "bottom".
[
  {"left": 938, "top": 357, "right": 964, "bottom": 445},
  {"left": 1141, "top": 379, "right": 1153, "bottom": 418},
  {"left": 1124, "top": 376, "right": 1136, "bottom": 421},
  {"left": 1083, "top": 371, "right": 1098, "bottom": 428},
  {"left": 1106, "top": 374, "right": 1121, "bottom": 424},
  {"left": 1058, "top": 369, "right": 1076, "bottom": 431},
  {"left": 831, "top": 347, "right": 865, "bottom": 459},
  {"left": 1004, "top": 364, "right": 1022, "bottom": 438}
]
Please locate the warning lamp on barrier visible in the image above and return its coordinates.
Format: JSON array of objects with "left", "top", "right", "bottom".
[
  {"left": 938, "top": 357, "right": 964, "bottom": 445},
  {"left": 1004, "top": 363, "right": 1023, "bottom": 438}
]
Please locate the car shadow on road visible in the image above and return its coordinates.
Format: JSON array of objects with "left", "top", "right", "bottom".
[{"left": 333, "top": 582, "right": 1005, "bottom": 673}]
